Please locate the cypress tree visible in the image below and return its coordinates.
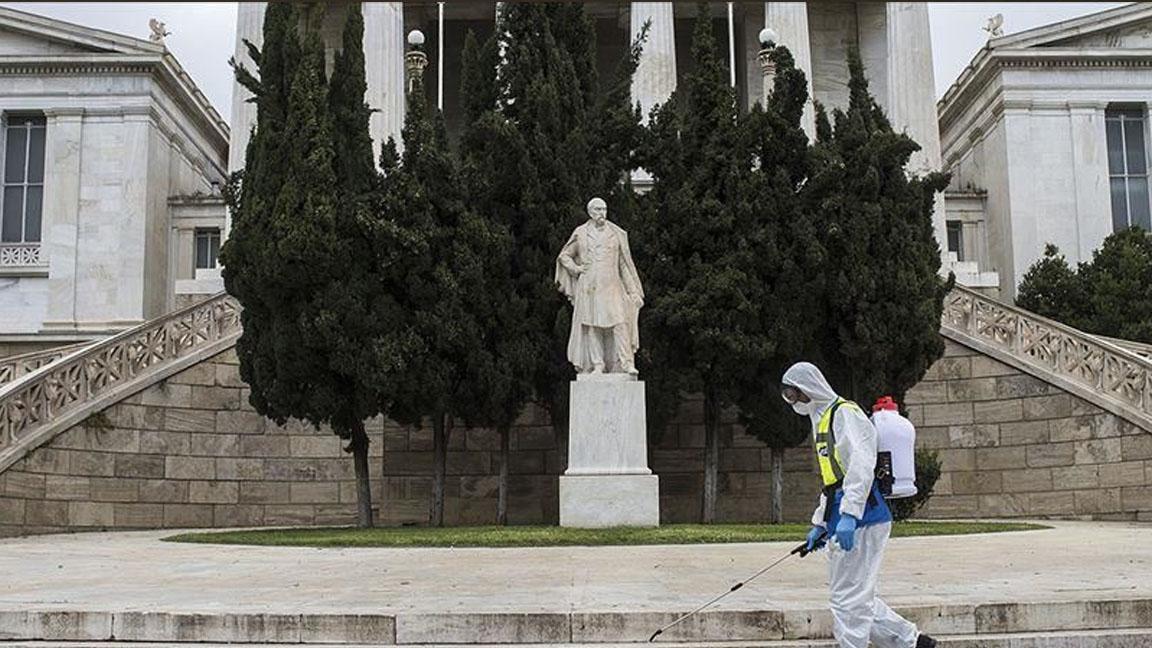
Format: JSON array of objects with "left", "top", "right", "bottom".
[
  {"left": 458, "top": 30, "right": 535, "bottom": 525},
  {"left": 381, "top": 59, "right": 510, "bottom": 527},
  {"left": 634, "top": 7, "right": 766, "bottom": 524},
  {"left": 736, "top": 44, "right": 824, "bottom": 524},
  {"left": 812, "top": 48, "right": 952, "bottom": 405},
  {"left": 222, "top": 3, "right": 381, "bottom": 527},
  {"left": 454, "top": 4, "right": 643, "bottom": 526}
]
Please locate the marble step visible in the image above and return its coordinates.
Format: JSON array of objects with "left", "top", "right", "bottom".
[
  {"left": 2, "top": 628, "right": 1152, "bottom": 647},
  {"left": 3, "top": 599, "right": 1151, "bottom": 644}
]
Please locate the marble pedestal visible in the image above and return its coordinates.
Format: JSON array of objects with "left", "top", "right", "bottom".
[{"left": 559, "top": 374, "right": 659, "bottom": 528}]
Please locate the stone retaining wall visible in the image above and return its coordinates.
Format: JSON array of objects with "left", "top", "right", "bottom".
[
  {"left": 906, "top": 341, "right": 1152, "bottom": 521},
  {"left": 1, "top": 338, "right": 1149, "bottom": 535}
]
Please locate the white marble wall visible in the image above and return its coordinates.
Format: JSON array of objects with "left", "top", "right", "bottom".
[
  {"left": 1, "top": 71, "right": 226, "bottom": 340},
  {"left": 941, "top": 63, "right": 1152, "bottom": 296}
]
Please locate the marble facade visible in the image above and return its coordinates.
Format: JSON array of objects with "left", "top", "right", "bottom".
[
  {"left": 231, "top": 2, "right": 942, "bottom": 219},
  {"left": 0, "top": 7, "right": 228, "bottom": 353},
  {"left": 939, "top": 4, "right": 1152, "bottom": 298}
]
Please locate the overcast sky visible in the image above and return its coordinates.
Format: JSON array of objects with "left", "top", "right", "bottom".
[{"left": 1, "top": 2, "right": 1131, "bottom": 124}]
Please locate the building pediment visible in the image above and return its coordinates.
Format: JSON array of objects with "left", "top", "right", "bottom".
[
  {"left": 991, "top": 3, "right": 1152, "bottom": 51},
  {"left": 0, "top": 6, "right": 162, "bottom": 58}
]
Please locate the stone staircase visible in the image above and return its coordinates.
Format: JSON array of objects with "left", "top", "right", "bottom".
[
  {"left": 0, "top": 293, "right": 241, "bottom": 474},
  {"left": 0, "top": 286, "right": 1150, "bottom": 532}
]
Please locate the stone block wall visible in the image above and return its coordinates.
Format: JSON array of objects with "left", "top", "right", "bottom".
[
  {"left": 0, "top": 348, "right": 822, "bottom": 536},
  {"left": 3, "top": 337, "right": 1150, "bottom": 536},
  {"left": 905, "top": 340, "right": 1152, "bottom": 521}
]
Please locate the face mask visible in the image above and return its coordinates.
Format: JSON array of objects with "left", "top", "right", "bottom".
[{"left": 791, "top": 400, "right": 816, "bottom": 416}]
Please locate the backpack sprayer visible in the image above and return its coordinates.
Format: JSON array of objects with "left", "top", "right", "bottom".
[{"left": 647, "top": 530, "right": 826, "bottom": 642}]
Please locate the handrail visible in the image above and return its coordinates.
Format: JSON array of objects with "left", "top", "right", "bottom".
[
  {"left": 0, "top": 292, "right": 241, "bottom": 472},
  {"left": 0, "top": 342, "right": 93, "bottom": 387},
  {"left": 1097, "top": 335, "right": 1152, "bottom": 361},
  {"left": 941, "top": 284, "right": 1152, "bottom": 431}
]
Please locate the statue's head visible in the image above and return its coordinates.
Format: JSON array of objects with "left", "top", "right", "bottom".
[{"left": 586, "top": 197, "right": 608, "bottom": 225}]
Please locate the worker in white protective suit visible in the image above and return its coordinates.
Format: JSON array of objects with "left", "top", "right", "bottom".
[{"left": 781, "top": 362, "right": 937, "bottom": 648}]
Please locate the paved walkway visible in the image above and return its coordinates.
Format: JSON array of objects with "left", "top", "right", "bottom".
[{"left": 0, "top": 521, "right": 1146, "bottom": 616}]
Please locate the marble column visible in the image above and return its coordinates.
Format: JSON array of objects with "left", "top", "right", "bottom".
[
  {"left": 40, "top": 109, "right": 84, "bottom": 330},
  {"left": 764, "top": 2, "right": 814, "bottom": 138},
  {"left": 630, "top": 2, "right": 676, "bottom": 122},
  {"left": 630, "top": 3, "right": 676, "bottom": 187},
  {"left": 228, "top": 2, "right": 265, "bottom": 176},
  {"left": 226, "top": 2, "right": 265, "bottom": 239},
  {"left": 885, "top": 2, "right": 946, "bottom": 253},
  {"left": 363, "top": 2, "right": 406, "bottom": 158}
]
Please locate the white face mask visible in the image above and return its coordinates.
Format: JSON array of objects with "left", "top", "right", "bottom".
[{"left": 791, "top": 400, "right": 817, "bottom": 416}]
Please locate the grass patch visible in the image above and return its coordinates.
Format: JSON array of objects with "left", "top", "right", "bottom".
[{"left": 165, "top": 521, "right": 1046, "bottom": 548}]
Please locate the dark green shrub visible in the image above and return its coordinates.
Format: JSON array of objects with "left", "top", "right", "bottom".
[{"left": 890, "top": 448, "right": 942, "bottom": 522}]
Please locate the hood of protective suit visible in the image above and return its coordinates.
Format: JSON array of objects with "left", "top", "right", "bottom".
[{"left": 782, "top": 362, "right": 840, "bottom": 421}]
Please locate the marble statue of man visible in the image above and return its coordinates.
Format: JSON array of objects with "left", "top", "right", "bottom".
[{"left": 555, "top": 197, "right": 645, "bottom": 375}]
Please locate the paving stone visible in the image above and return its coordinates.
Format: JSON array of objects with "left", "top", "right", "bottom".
[
  {"left": 397, "top": 613, "right": 570, "bottom": 644},
  {"left": 298, "top": 614, "right": 395, "bottom": 644},
  {"left": 112, "top": 612, "right": 300, "bottom": 643}
]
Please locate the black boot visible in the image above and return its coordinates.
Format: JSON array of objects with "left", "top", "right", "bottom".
[{"left": 916, "top": 634, "right": 938, "bottom": 648}]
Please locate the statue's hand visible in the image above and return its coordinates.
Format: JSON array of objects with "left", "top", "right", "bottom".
[
  {"left": 571, "top": 264, "right": 586, "bottom": 276},
  {"left": 629, "top": 293, "right": 644, "bottom": 308}
]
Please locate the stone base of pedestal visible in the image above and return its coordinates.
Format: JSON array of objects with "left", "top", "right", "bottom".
[{"left": 559, "top": 474, "right": 660, "bottom": 528}]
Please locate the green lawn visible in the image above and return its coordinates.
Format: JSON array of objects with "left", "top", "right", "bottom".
[{"left": 165, "top": 521, "right": 1046, "bottom": 548}]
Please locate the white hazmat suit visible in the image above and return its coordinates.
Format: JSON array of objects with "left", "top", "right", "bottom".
[{"left": 781, "top": 363, "right": 921, "bottom": 648}]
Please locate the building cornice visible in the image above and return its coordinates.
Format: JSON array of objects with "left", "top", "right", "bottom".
[
  {"left": 939, "top": 49, "right": 1152, "bottom": 135},
  {"left": 0, "top": 53, "right": 229, "bottom": 161}
]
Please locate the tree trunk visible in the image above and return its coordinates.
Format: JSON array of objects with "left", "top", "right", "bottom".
[
  {"left": 431, "top": 413, "right": 449, "bottom": 527},
  {"left": 497, "top": 425, "right": 510, "bottom": 526},
  {"left": 349, "top": 419, "right": 374, "bottom": 528},
  {"left": 769, "top": 446, "right": 785, "bottom": 524},
  {"left": 702, "top": 390, "right": 719, "bottom": 524}
]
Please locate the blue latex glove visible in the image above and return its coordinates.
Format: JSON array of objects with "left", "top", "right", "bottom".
[
  {"left": 834, "top": 514, "right": 858, "bottom": 552},
  {"left": 805, "top": 526, "right": 826, "bottom": 552}
]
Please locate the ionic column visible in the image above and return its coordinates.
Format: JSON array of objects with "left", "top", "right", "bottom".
[
  {"left": 226, "top": 2, "right": 265, "bottom": 239},
  {"left": 228, "top": 2, "right": 265, "bottom": 175},
  {"left": 764, "top": 2, "right": 814, "bottom": 138},
  {"left": 885, "top": 2, "right": 946, "bottom": 257},
  {"left": 630, "top": 2, "right": 676, "bottom": 122},
  {"left": 363, "top": 2, "right": 406, "bottom": 158}
]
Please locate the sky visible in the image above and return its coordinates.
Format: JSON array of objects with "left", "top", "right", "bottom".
[{"left": 0, "top": 2, "right": 1132, "bottom": 125}]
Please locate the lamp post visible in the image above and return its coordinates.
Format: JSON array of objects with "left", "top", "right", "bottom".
[
  {"left": 405, "top": 29, "right": 428, "bottom": 94},
  {"left": 758, "top": 27, "right": 779, "bottom": 105}
]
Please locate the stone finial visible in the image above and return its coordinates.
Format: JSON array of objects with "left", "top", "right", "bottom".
[
  {"left": 405, "top": 30, "right": 428, "bottom": 94},
  {"left": 148, "top": 18, "right": 170, "bottom": 44},
  {"left": 983, "top": 14, "right": 1004, "bottom": 39}
]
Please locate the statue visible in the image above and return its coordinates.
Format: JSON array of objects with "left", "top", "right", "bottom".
[
  {"left": 555, "top": 197, "right": 644, "bottom": 375},
  {"left": 983, "top": 14, "right": 1004, "bottom": 38},
  {"left": 149, "top": 18, "right": 171, "bottom": 43}
]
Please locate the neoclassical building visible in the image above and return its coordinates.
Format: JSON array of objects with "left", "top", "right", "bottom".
[
  {"left": 230, "top": 2, "right": 945, "bottom": 245},
  {"left": 0, "top": 7, "right": 228, "bottom": 357},
  {"left": 940, "top": 3, "right": 1152, "bottom": 298}
]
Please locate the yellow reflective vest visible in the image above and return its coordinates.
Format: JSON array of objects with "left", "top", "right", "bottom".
[{"left": 815, "top": 399, "right": 861, "bottom": 487}]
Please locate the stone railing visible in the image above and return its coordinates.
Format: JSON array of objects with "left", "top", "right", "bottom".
[
  {"left": 0, "top": 342, "right": 92, "bottom": 387},
  {"left": 0, "top": 243, "right": 44, "bottom": 267},
  {"left": 0, "top": 292, "right": 241, "bottom": 472},
  {"left": 941, "top": 285, "right": 1152, "bottom": 430},
  {"left": 1098, "top": 335, "right": 1152, "bottom": 362}
]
